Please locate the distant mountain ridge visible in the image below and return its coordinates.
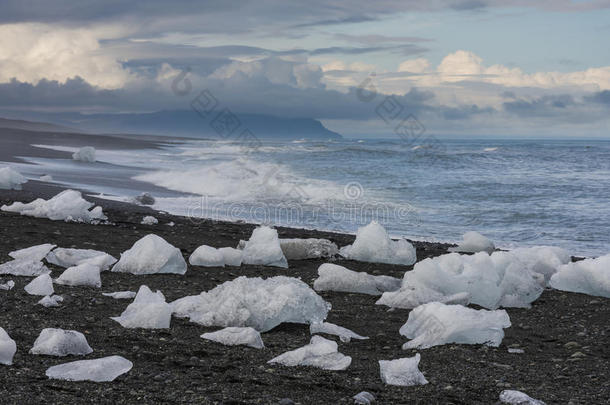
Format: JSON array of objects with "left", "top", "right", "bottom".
[{"left": 0, "top": 117, "right": 78, "bottom": 134}]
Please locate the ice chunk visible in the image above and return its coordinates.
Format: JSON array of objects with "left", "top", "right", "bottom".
[
  {"left": 499, "top": 390, "right": 546, "bottom": 405},
  {"left": 111, "top": 285, "right": 171, "bottom": 329},
  {"left": 45, "top": 355, "right": 132, "bottom": 382},
  {"left": 0, "top": 328, "right": 17, "bottom": 365},
  {"left": 171, "top": 276, "right": 329, "bottom": 332},
  {"left": 376, "top": 286, "right": 470, "bottom": 309},
  {"left": 313, "top": 263, "right": 401, "bottom": 296},
  {"left": 339, "top": 221, "right": 416, "bottom": 265},
  {"left": 111, "top": 234, "right": 187, "bottom": 275},
  {"left": 0, "top": 259, "right": 50, "bottom": 277},
  {"left": 310, "top": 322, "right": 368, "bottom": 343},
  {"left": 279, "top": 238, "right": 339, "bottom": 260},
  {"left": 353, "top": 391, "right": 376, "bottom": 404},
  {"left": 379, "top": 354, "right": 428, "bottom": 386},
  {"left": 141, "top": 215, "right": 158, "bottom": 225},
  {"left": 509, "top": 246, "right": 571, "bottom": 285},
  {"left": 0, "top": 280, "right": 15, "bottom": 290},
  {"left": 219, "top": 247, "right": 243, "bottom": 267},
  {"left": 241, "top": 226, "right": 288, "bottom": 268},
  {"left": 549, "top": 254, "right": 610, "bottom": 298},
  {"left": 24, "top": 273, "right": 54, "bottom": 296},
  {"left": 72, "top": 146, "right": 96, "bottom": 162},
  {"left": 201, "top": 327, "right": 264, "bottom": 349},
  {"left": 9, "top": 243, "right": 56, "bottom": 261},
  {"left": 379, "top": 251, "right": 545, "bottom": 310},
  {"left": 40, "top": 174, "right": 53, "bottom": 182},
  {"left": 30, "top": 328, "right": 93, "bottom": 357},
  {"left": 400, "top": 302, "right": 511, "bottom": 349},
  {"left": 268, "top": 336, "right": 351, "bottom": 370},
  {"left": 46, "top": 248, "right": 117, "bottom": 271},
  {"left": 189, "top": 245, "right": 225, "bottom": 267},
  {"left": 134, "top": 192, "right": 155, "bottom": 205},
  {"left": 0, "top": 166, "right": 27, "bottom": 190},
  {"left": 508, "top": 348, "right": 524, "bottom": 354},
  {"left": 1, "top": 189, "right": 106, "bottom": 223},
  {"left": 102, "top": 291, "right": 136, "bottom": 299},
  {"left": 55, "top": 263, "right": 102, "bottom": 288},
  {"left": 38, "top": 295, "right": 64, "bottom": 307},
  {"left": 449, "top": 231, "right": 495, "bottom": 254}
]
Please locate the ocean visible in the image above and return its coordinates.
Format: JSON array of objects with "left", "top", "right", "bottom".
[{"left": 12, "top": 137, "right": 610, "bottom": 257}]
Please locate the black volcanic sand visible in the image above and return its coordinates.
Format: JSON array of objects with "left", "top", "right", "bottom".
[{"left": 0, "top": 187, "right": 608, "bottom": 405}]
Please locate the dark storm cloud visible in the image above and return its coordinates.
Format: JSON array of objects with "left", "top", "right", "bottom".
[
  {"left": 503, "top": 95, "right": 576, "bottom": 117},
  {"left": 585, "top": 90, "right": 610, "bottom": 105}
]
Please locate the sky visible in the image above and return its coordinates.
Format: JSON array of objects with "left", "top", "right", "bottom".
[{"left": 0, "top": 0, "right": 609, "bottom": 137}]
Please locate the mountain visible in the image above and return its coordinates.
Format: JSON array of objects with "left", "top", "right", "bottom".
[{"left": 0, "top": 117, "right": 78, "bottom": 133}]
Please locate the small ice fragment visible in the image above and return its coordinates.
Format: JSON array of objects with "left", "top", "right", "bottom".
[
  {"left": 0, "top": 280, "right": 15, "bottom": 290},
  {"left": 376, "top": 286, "right": 470, "bottom": 309},
  {"left": 201, "top": 327, "right": 264, "bottom": 349},
  {"left": 499, "top": 390, "right": 546, "bottom": 405},
  {"left": 279, "top": 238, "right": 339, "bottom": 260},
  {"left": 549, "top": 253, "right": 610, "bottom": 298},
  {"left": 24, "top": 273, "right": 54, "bottom": 296},
  {"left": 134, "top": 192, "right": 155, "bottom": 205},
  {"left": 400, "top": 302, "right": 511, "bottom": 349},
  {"left": 38, "top": 295, "right": 64, "bottom": 307},
  {"left": 55, "top": 263, "right": 102, "bottom": 288},
  {"left": 0, "top": 259, "right": 50, "bottom": 276},
  {"left": 313, "top": 263, "right": 401, "bottom": 296},
  {"left": 46, "top": 248, "right": 116, "bottom": 271},
  {"left": 0, "top": 166, "right": 27, "bottom": 190},
  {"left": 72, "top": 146, "right": 96, "bottom": 162},
  {"left": 241, "top": 226, "right": 288, "bottom": 268},
  {"left": 45, "top": 356, "right": 132, "bottom": 382},
  {"left": 111, "top": 285, "right": 171, "bottom": 329},
  {"left": 167, "top": 221, "right": 175, "bottom": 227},
  {"left": 339, "top": 221, "right": 416, "bottom": 265},
  {"left": 0, "top": 328, "right": 17, "bottom": 365},
  {"left": 1, "top": 189, "right": 106, "bottom": 223},
  {"left": 40, "top": 174, "right": 53, "bottom": 182},
  {"left": 353, "top": 391, "right": 376, "bottom": 404},
  {"left": 102, "top": 291, "right": 136, "bottom": 299},
  {"left": 111, "top": 234, "right": 187, "bottom": 275},
  {"left": 310, "top": 322, "right": 368, "bottom": 343},
  {"left": 141, "top": 216, "right": 158, "bottom": 225},
  {"left": 30, "top": 328, "right": 93, "bottom": 357},
  {"left": 219, "top": 247, "right": 243, "bottom": 267},
  {"left": 379, "top": 354, "right": 428, "bottom": 386},
  {"left": 189, "top": 245, "right": 225, "bottom": 267},
  {"left": 449, "top": 231, "right": 495, "bottom": 254},
  {"left": 9, "top": 243, "right": 56, "bottom": 261},
  {"left": 268, "top": 336, "right": 351, "bottom": 371},
  {"left": 508, "top": 348, "right": 524, "bottom": 354}
]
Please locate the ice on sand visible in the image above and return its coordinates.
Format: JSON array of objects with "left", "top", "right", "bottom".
[
  {"left": 24, "top": 273, "right": 54, "bottom": 296},
  {"left": 102, "top": 291, "right": 136, "bottom": 299},
  {"left": 339, "top": 221, "right": 416, "bottom": 265},
  {"left": 310, "top": 322, "right": 368, "bottom": 343},
  {"left": 313, "top": 263, "right": 401, "bottom": 296},
  {"left": 241, "top": 226, "right": 288, "bottom": 268},
  {"left": 279, "top": 238, "right": 339, "bottom": 260},
  {"left": 141, "top": 215, "right": 158, "bottom": 225},
  {"left": 0, "top": 166, "right": 27, "bottom": 190},
  {"left": 353, "top": 391, "right": 376, "bottom": 404},
  {"left": 379, "top": 354, "right": 428, "bottom": 386},
  {"left": 55, "top": 263, "right": 102, "bottom": 288},
  {"left": 449, "top": 231, "right": 495, "bottom": 254},
  {"left": 171, "top": 276, "right": 329, "bottom": 332},
  {"left": 72, "top": 146, "right": 96, "bottom": 162},
  {"left": 111, "top": 285, "right": 171, "bottom": 329},
  {"left": 38, "top": 295, "right": 64, "bottom": 307},
  {"left": 201, "top": 327, "right": 264, "bottom": 349},
  {"left": 111, "top": 234, "right": 187, "bottom": 275},
  {"left": 46, "top": 355, "right": 132, "bottom": 382},
  {"left": 9, "top": 243, "right": 56, "bottom": 261},
  {"left": 376, "top": 285, "right": 470, "bottom": 309},
  {"left": 549, "top": 253, "right": 610, "bottom": 298},
  {"left": 268, "top": 336, "right": 351, "bottom": 370},
  {"left": 0, "top": 280, "right": 15, "bottom": 290},
  {"left": 0, "top": 259, "right": 50, "bottom": 277},
  {"left": 400, "top": 302, "right": 511, "bottom": 349},
  {"left": 46, "top": 248, "right": 117, "bottom": 271},
  {"left": 379, "top": 251, "right": 547, "bottom": 310},
  {"left": 0, "top": 328, "right": 17, "bottom": 365},
  {"left": 509, "top": 246, "right": 571, "bottom": 285},
  {"left": 499, "top": 390, "right": 546, "bottom": 405},
  {"left": 1, "top": 189, "right": 106, "bottom": 223},
  {"left": 189, "top": 245, "right": 225, "bottom": 267},
  {"left": 219, "top": 247, "right": 243, "bottom": 267},
  {"left": 30, "top": 328, "right": 93, "bottom": 357}
]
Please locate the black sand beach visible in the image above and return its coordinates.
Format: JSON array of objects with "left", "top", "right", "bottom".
[{"left": 0, "top": 181, "right": 608, "bottom": 405}]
